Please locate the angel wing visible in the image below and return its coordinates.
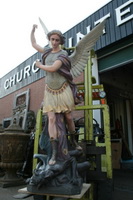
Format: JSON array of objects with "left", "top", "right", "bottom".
[{"left": 69, "top": 20, "right": 106, "bottom": 78}]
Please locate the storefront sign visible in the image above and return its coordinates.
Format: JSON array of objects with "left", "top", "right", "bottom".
[
  {"left": 4, "top": 61, "right": 39, "bottom": 90},
  {"left": 67, "top": 0, "right": 133, "bottom": 47}
]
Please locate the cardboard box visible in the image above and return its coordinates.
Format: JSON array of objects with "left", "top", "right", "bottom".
[{"left": 111, "top": 140, "right": 122, "bottom": 169}]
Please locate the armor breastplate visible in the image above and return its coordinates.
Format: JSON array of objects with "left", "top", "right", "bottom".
[
  {"left": 45, "top": 72, "right": 67, "bottom": 90},
  {"left": 44, "top": 50, "right": 68, "bottom": 90}
]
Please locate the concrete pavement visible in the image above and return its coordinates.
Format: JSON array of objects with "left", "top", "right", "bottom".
[{"left": 0, "top": 185, "right": 33, "bottom": 200}]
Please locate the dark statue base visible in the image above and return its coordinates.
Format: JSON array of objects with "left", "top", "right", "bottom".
[
  {"left": 26, "top": 154, "right": 88, "bottom": 196},
  {"left": 26, "top": 114, "right": 91, "bottom": 197},
  {"left": 27, "top": 182, "right": 83, "bottom": 195},
  {"left": 18, "top": 183, "right": 91, "bottom": 200}
]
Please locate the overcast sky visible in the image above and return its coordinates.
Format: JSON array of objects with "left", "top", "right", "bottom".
[{"left": 0, "top": 0, "right": 111, "bottom": 78}]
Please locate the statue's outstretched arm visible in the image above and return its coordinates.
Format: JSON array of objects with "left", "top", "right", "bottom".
[{"left": 30, "top": 24, "right": 45, "bottom": 53}]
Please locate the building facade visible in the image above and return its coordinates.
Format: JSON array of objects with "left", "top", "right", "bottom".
[{"left": 0, "top": 0, "right": 133, "bottom": 155}]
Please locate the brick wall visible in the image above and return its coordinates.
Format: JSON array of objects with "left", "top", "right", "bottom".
[
  {"left": 0, "top": 73, "right": 84, "bottom": 124},
  {"left": 0, "top": 78, "right": 45, "bottom": 123}
]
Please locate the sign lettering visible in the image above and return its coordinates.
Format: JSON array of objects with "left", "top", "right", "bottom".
[{"left": 4, "top": 63, "right": 40, "bottom": 90}]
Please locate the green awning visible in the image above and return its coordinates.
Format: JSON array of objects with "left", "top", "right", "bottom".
[{"left": 98, "top": 45, "right": 133, "bottom": 72}]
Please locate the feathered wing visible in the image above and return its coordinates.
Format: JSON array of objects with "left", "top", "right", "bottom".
[{"left": 69, "top": 20, "right": 106, "bottom": 78}]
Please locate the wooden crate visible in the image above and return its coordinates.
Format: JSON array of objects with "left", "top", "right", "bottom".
[{"left": 111, "top": 139, "right": 122, "bottom": 169}]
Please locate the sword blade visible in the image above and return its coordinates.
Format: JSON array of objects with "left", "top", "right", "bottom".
[
  {"left": 39, "top": 17, "right": 51, "bottom": 47},
  {"left": 39, "top": 17, "right": 49, "bottom": 35}
]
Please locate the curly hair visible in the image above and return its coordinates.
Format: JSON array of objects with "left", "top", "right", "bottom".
[{"left": 47, "top": 30, "right": 65, "bottom": 45}]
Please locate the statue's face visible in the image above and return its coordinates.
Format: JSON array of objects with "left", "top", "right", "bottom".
[{"left": 50, "top": 34, "right": 61, "bottom": 48}]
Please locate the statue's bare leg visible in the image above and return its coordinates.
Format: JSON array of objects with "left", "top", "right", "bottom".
[
  {"left": 47, "top": 112, "right": 58, "bottom": 165},
  {"left": 64, "top": 112, "right": 82, "bottom": 150}
]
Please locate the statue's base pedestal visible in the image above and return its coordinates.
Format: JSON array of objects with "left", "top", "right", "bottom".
[
  {"left": 28, "top": 183, "right": 82, "bottom": 196},
  {"left": 18, "top": 183, "right": 91, "bottom": 199}
]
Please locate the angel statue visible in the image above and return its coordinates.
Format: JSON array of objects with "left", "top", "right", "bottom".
[{"left": 28, "top": 19, "right": 105, "bottom": 194}]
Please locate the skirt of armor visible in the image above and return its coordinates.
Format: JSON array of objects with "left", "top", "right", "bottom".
[{"left": 43, "top": 82, "right": 75, "bottom": 113}]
